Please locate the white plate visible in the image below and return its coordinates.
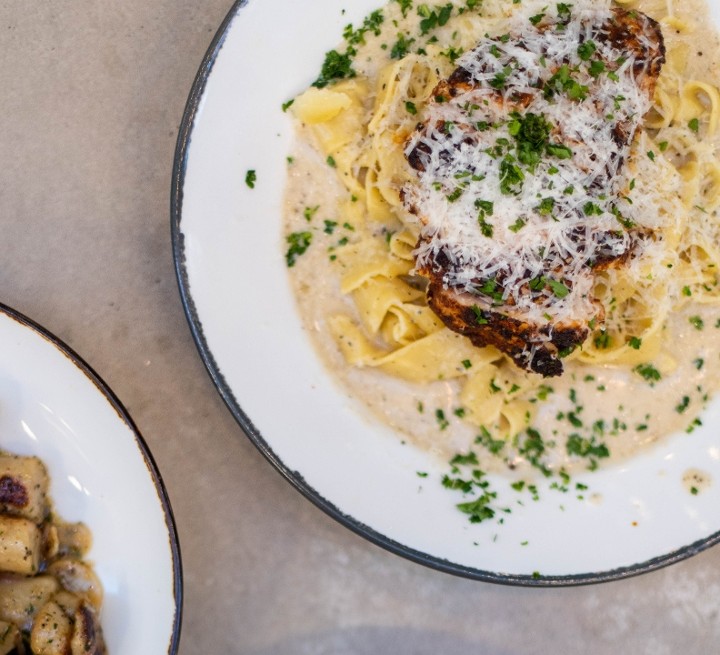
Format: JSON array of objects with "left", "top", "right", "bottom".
[
  {"left": 0, "top": 304, "right": 182, "bottom": 649},
  {"left": 172, "top": 0, "right": 720, "bottom": 584}
]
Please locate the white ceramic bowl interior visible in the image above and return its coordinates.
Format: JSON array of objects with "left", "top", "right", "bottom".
[{"left": 0, "top": 305, "right": 181, "bottom": 651}]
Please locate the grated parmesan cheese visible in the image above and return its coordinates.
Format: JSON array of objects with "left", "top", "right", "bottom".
[{"left": 403, "top": 0, "right": 667, "bottom": 335}]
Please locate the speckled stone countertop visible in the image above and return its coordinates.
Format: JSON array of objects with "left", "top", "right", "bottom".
[{"left": 2, "top": 1, "right": 720, "bottom": 653}]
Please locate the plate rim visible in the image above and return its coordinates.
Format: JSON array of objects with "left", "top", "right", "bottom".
[
  {"left": 0, "top": 302, "right": 184, "bottom": 652},
  {"left": 170, "top": 0, "right": 720, "bottom": 587}
]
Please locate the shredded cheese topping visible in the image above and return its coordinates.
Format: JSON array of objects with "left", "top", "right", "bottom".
[{"left": 403, "top": 0, "right": 665, "bottom": 328}]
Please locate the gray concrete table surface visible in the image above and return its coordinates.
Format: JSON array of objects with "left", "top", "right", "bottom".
[{"left": 1, "top": 1, "right": 719, "bottom": 653}]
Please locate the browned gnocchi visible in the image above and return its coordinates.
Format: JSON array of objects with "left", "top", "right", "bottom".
[{"left": 0, "top": 453, "right": 106, "bottom": 654}]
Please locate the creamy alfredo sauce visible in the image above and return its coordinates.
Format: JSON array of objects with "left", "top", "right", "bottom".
[{"left": 284, "top": 0, "right": 720, "bottom": 484}]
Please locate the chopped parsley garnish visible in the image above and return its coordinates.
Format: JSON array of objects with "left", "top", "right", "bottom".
[
  {"left": 689, "top": 315, "right": 704, "bottom": 330},
  {"left": 577, "top": 40, "right": 597, "bottom": 60},
  {"left": 343, "top": 10, "right": 384, "bottom": 47},
  {"left": 675, "top": 396, "right": 690, "bottom": 414},
  {"left": 556, "top": 3, "right": 573, "bottom": 22},
  {"left": 323, "top": 219, "right": 338, "bottom": 234},
  {"left": 547, "top": 278, "right": 570, "bottom": 298},
  {"left": 405, "top": 100, "right": 418, "bottom": 115},
  {"left": 436, "top": 408, "right": 449, "bottom": 430},
  {"left": 508, "top": 112, "right": 551, "bottom": 170},
  {"left": 475, "top": 199, "right": 494, "bottom": 214},
  {"left": 245, "top": 169, "right": 257, "bottom": 189},
  {"left": 281, "top": 99, "right": 295, "bottom": 112},
  {"left": 583, "top": 202, "right": 603, "bottom": 216},
  {"left": 303, "top": 205, "right": 320, "bottom": 222},
  {"left": 634, "top": 363, "right": 661, "bottom": 383},
  {"left": 544, "top": 65, "right": 588, "bottom": 101},
  {"left": 326, "top": 155, "right": 337, "bottom": 168},
  {"left": 456, "top": 496, "right": 496, "bottom": 523},
  {"left": 628, "top": 336, "right": 642, "bottom": 350},
  {"left": 393, "top": 0, "right": 413, "bottom": 17},
  {"left": 446, "top": 187, "right": 464, "bottom": 202},
  {"left": 546, "top": 143, "right": 573, "bottom": 159},
  {"left": 588, "top": 60, "right": 606, "bottom": 78},
  {"left": 313, "top": 50, "right": 356, "bottom": 88},
  {"left": 536, "top": 197, "right": 555, "bottom": 215},
  {"left": 442, "top": 451, "right": 500, "bottom": 523},
  {"left": 476, "top": 426, "right": 506, "bottom": 455},
  {"left": 480, "top": 278, "right": 504, "bottom": 303},
  {"left": 499, "top": 156, "right": 525, "bottom": 195},
  {"left": 285, "top": 231, "right": 313, "bottom": 267},
  {"left": 566, "top": 433, "right": 610, "bottom": 465},
  {"left": 594, "top": 330, "right": 611, "bottom": 349},
  {"left": 471, "top": 305, "right": 488, "bottom": 325},
  {"left": 490, "top": 66, "right": 513, "bottom": 90},
  {"left": 528, "top": 275, "right": 570, "bottom": 298},
  {"left": 417, "top": 2, "right": 454, "bottom": 35},
  {"left": 391, "top": 33, "right": 415, "bottom": 59},
  {"left": 478, "top": 213, "right": 494, "bottom": 237},
  {"left": 689, "top": 117, "right": 700, "bottom": 133}
]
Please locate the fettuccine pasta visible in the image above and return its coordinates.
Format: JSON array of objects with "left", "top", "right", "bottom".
[{"left": 283, "top": 0, "right": 720, "bottom": 474}]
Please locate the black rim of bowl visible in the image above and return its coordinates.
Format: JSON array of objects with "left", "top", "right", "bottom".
[
  {"left": 0, "top": 302, "right": 183, "bottom": 651},
  {"left": 170, "top": 0, "right": 720, "bottom": 587}
]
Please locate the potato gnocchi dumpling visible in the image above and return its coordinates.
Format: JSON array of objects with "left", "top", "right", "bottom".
[{"left": 0, "top": 453, "right": 106, "bottom": 655}]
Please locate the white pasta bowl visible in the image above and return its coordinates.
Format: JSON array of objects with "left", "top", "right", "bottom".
[
  {"left": 173, "top": 0, "right": 720, "bottom": 584},
  {"left": 0, "top": 304, "right": 182, "bottom": 651}
]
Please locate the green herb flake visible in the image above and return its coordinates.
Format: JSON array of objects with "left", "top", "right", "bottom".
[
  {"left": 546, "top": 143, "right": 573, "bottom": 159},
  {"left": 547, "top": 278, "right": 570, "bottom": 298},
  {"left": 391, "top": 33, "right": 416, "bottom": 59},
  {"left": 471, "top": 305, "right": 488, "bottom": 325},
  {"left": 456, "top": 496, "right": 496, "bottom": 523},
  {"left": 689, "top": 315, "right": 704, "bottom": 330},
  {"left": 313, "top": 50, "right": 356, "bottom": 88},
  {"left": 394, "top": 0, "right": 413, "bottom": 17},
  {"left": 303, "top": 205, "right": 320, "bottom": 222},
  {"left": 634, "top": 363, "right": 661, "bottom": 383},
  {"left": 628, "top": 336, "right": 642, "bottom": 350},
  {"left": 588, "top": 60, "right": 606, "bottom": 78},
  {"left": 245, "top": 169, "right": 257, "bottom": 189},
  {"left": 285, "top": 231, "right": 313, "bottom": 267},
  {"left": 675, "top": 396, "right": 690, "bottom": 414},
  {"left": 577, "top": 40, "right": 596, "bottom": 60},
  {"left": 536, "top": 197, "right": 555, "bottom": 215},
  {"left": 436, "top": 408, "right": 449, "bottom": 431}
]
